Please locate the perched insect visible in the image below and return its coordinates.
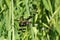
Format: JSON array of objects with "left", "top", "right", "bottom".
[
  {"left": 15, "top": 12, "right": 38, "bottom": 34},
  {"left": 15, "top": 13, "right": 37, "bottom": 27},
  {"left": 16, "top": 16, "right": 33, "bottom": 26}
]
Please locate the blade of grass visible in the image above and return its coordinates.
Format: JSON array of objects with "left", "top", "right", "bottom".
[
  {"left": 11, "top": 0, "right": 15, "bottom": 40},
  {"left": 24, "top": 0, "right": 30, "bottom": 18},
  {"left": 30, "top": 24, "right": 34, "bottom": 40},
  {"left": 8, "top": 1, "right": 12, "bottom": 40},
  {"left": 49, "top": 6, "right": 60, "bottom": 23}
]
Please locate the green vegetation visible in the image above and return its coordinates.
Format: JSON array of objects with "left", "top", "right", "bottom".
[{"left": 0, "top": 0, "right": 60, "bottom": 40}]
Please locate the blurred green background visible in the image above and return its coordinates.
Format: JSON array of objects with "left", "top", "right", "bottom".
[{"left": 0, "top": 0, "right": 60, "bottom": 40}]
